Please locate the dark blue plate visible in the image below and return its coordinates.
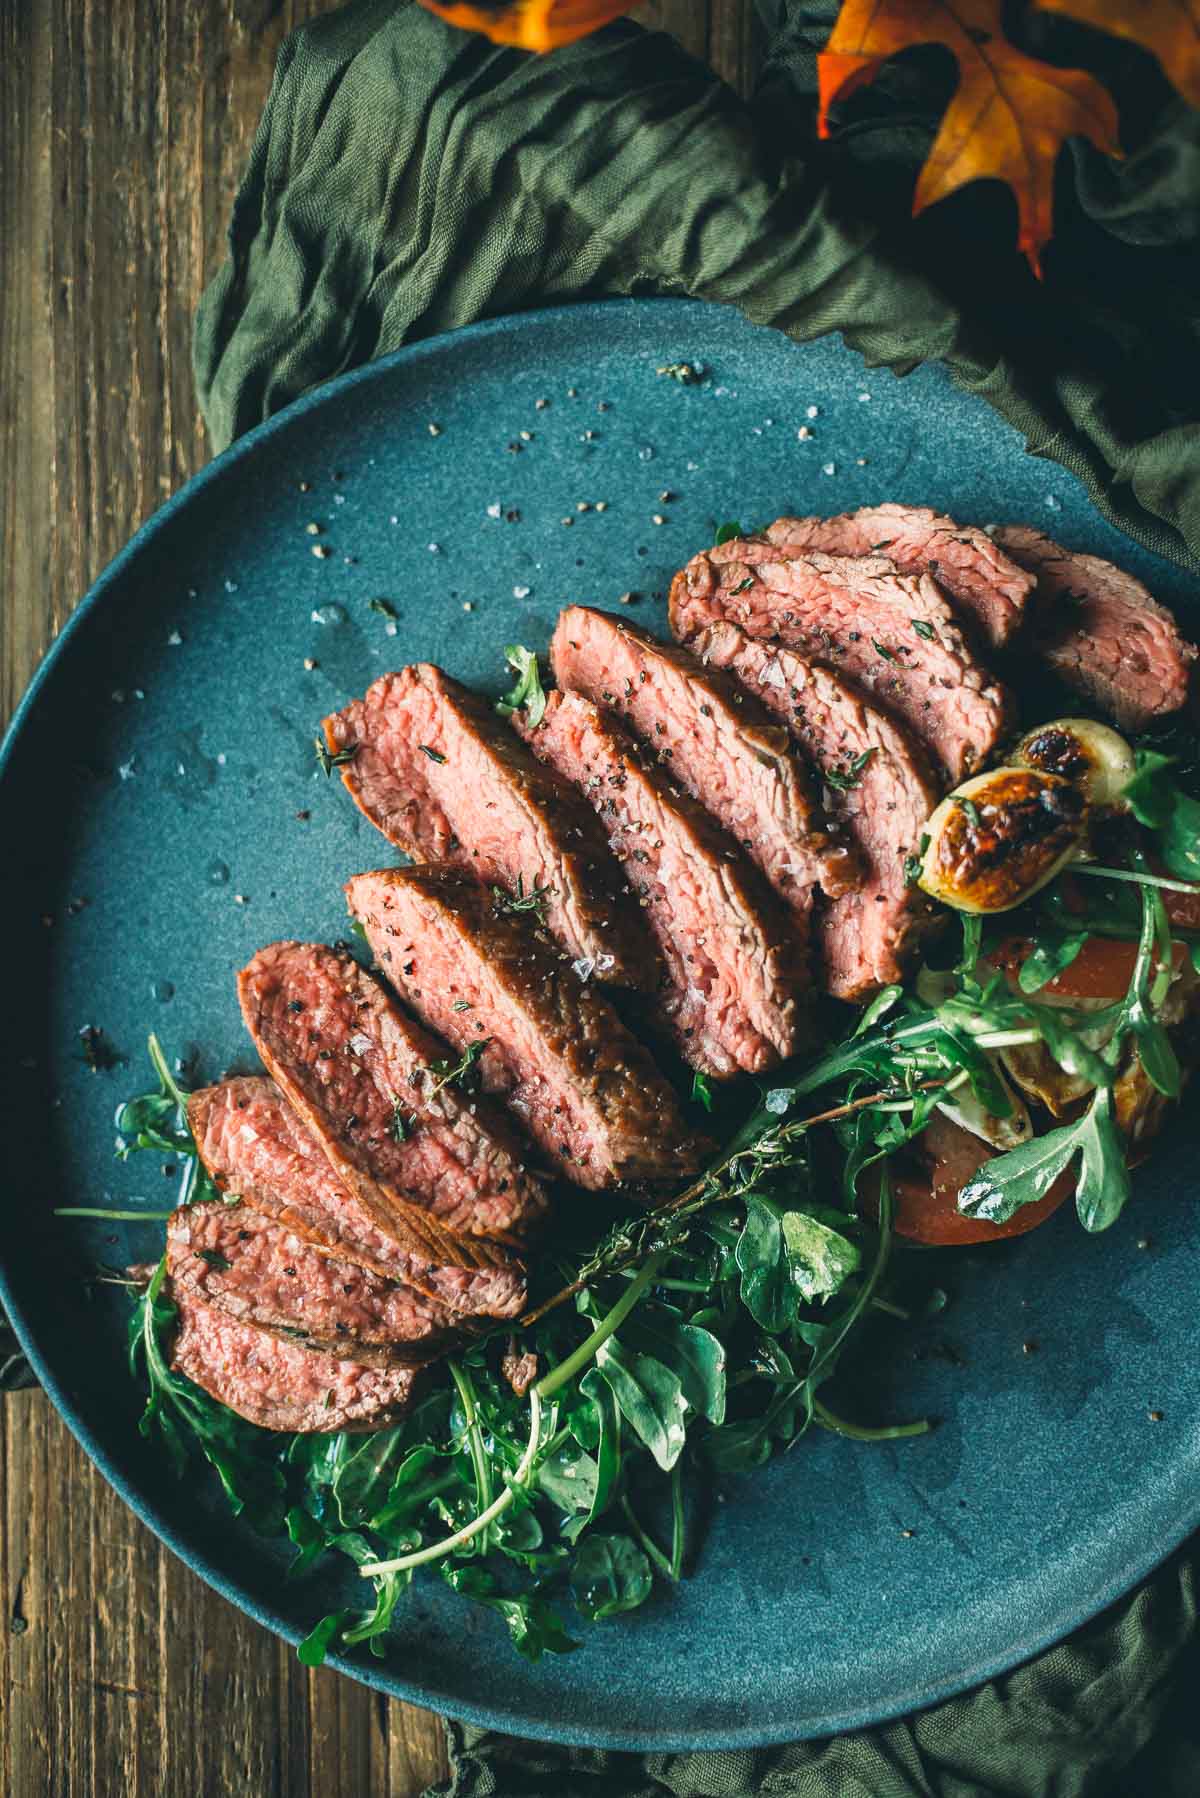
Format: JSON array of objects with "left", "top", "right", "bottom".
[{"left": 2, "top": 299, "right": 1197, "bottom": 1750}]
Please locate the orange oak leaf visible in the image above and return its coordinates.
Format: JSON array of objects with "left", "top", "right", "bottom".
[
  {"left": 418, "top": 0, "right": 634, "bottom": 52},
  {"left": 1035, "top": 0, "right": 1200, "bottom": 109},
  {"left": 818, "top": 0, "right": 1121, "bottom": 275}
]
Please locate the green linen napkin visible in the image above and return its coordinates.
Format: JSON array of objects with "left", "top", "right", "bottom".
[
  {"left": 192, "top": 3, "right": 1200, "bottom": 1791},
  {"left": 194, "top": 0, "right": 1200, "bottom": 570}
]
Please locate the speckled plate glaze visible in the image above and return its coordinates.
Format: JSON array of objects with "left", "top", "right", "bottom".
[{"left": 2, "top": 299, "right": 1197, "bottom": 1751}]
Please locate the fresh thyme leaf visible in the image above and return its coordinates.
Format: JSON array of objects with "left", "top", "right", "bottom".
[
  {"left": 714, "top": 521, "right": 744, "bottom": 546},
  {"left": 656, "top": 361, "right": 703, "bottom": 384},
  {"left": 954, "top": 794, "right": 982, "bottom": 828},
  {"left": 425, "top": 1037, "right": 490, "bottom": 1101},
  {"left": 691, "top": 1072, "right": 715, "bottom": 1112},
  {"left": 824, "top": 748, "right": 876, "bottom": 791},
  {"left": 491, "top": 874, "right": 554, "bottom": 923},
  {"left": 314, "top": 737, "right": 358, "bottom": 777},
  {"left": 495, "top": 645, "right": 548, "bottom": 727},
  {"left": 872, "top": 640, "right": 896, "bottom": 662},
  {"left": 452, "top": 1000, "right": 473, "bottom": 1012},
  {"left": 729, "top": 575, "right": 755, "bottom": 595},
  {"left": 368, "top": 598, "right": 398, "bottom": 620},
  {"left": 911, "top": 619, "right": 935, "bottom": 640},
  {"left": 903, "top": 853, "right": 923, "bottom": 888},
  {"left": 197, "top": 1249, "right": 232, "bottom": 1272},
  {"left": 389, "top": 1096, "right": 411, "bottom": 1143},
  {"left": 419, "top": 744, "right": 447, "bottom": 764}
]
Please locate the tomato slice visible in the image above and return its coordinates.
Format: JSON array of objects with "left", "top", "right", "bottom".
[
  {"left": 988, "top": 933, "right": 1184, "bottom": 1001},
  {"left": 889, "top": 1114, "right": 1073, "bottom": 1246}
]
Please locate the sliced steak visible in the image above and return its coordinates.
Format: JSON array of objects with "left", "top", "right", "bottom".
[
  {"left": 323, "top": 665, "right": 656, "bottom": 990},
  {"left": 346, "top": 865, "right": 710, "bottom": 1190},
  {"left": 189, "top": 1078, "right": 526, "bottom": 1320},
  {"left": 765, "top": 505, "right": 1034, "bottom": 648},
  {"left": 549, "top": 607, "right": 858, "bottom": 940},
  {"left": 166, "top": 1199, "right": 456, "bottom": 1363},
  {"left": 669, "top": 541, "right": 1012, "bottom": 782},
  {"left": 693, "top": 623, "right": 940, "bottom": 999},
  {"left": 171, "top": 1292, "right": 420, "bottom": 1433},
  {"left": 513, "top": 689, "right": 807, "bottom": 1075},
  {"left": 238, "top": 941, "right": 547, "bottom": 1253},
  {"left": 992, "top": 525, "right": 1197, "bottom": 731}
]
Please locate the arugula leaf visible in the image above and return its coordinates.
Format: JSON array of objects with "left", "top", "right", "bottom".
[
  {"left": 332, "top": 1428, "right": 410, "bottom": 1528},
  {"left": 285, "top": 1506, "right": 329, "bottom": 1578},
  {"left": 440, "top": 1565, "right": 579, "bottom": 1660},
  {"left": 495, "top": 645, "right": 548, "bottom": 727},
  {"left": 1124, "top": 750, "right": 1200, "bottom": 880},
  {"left": 714, "top": 521, "right": 745, "bottom": 545},
  {"left": 579, "top": 1368, "right": 621, "bottom": 1526},
  {"left": 297, "top": 1610, "right": 353, "bottom": 1667},
  {"left": 618, "top": 1305, "right": 727, "bottom": 1426},
  {"left": 780, "top": 1211, "right": 861, "bottom": 1303},
  {"left": 595, "top": 1339, "right": 687, "bottom": 1472},
  {"left": 1074, "top": 1087, "right": 1131, "bottom": 1232},
  {"left": 734, "top": 1196, "right": 794, "bottom": 1334},
  {"left": 571, "top": 1533, "right": 653, "bottom": 1620},
  {"left": 369, "top": 1444, "right": 457, "bottom": 1534},
  {"left": 957, "top": 1124, "right": 1080, "bottom": 1225},
  {"left": 1017, "top": 932, "right": 1088, "bottom": 993}
]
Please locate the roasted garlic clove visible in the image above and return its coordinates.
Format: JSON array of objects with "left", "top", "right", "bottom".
[
  {"left": 917, "top": 768, "right": 1087, "bottom": 913},
  {"left": 1011, "top": 718, "right": 1134, "bottom": 809}
]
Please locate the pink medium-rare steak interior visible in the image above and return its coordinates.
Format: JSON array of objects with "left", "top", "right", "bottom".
[
  {"left": 166, "top": 1199, "right": 458, "bottom": 1361},
  {"left": 992, "top": 525, "right": 1197, "bottom": 731},
  {"left": 322, "top": 664, "right": 658, "bottom": 990},
  {"left": 764, "top": 504, "right": 1034, "bottom": 648},
  {"left": 693, "top": 623, "right": 940, "bottom": 998},
  {"left": 170, "top": 1291, "right": 421, "bottom": 1433},
  {"left": 346, "top": 865, "right": 711, "bottom": 1190},
  {"left": 188, "top": 1077, "right": 526, "bottom": 1320},
  {"left": 669, "top": 540, "right": 1012, "bottom": 783},
  {"left": 513, "top": 687, "right": 808, "bottom": 1075},
  {"left": 237, "top": 940, "right": 547, "bottom": 1245},
  {"left": 549, "top": 606, "right": 859, "bottom": 927}
]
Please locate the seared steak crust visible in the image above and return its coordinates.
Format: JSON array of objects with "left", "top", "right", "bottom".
[
  {"left": 669, "top": 541, "right": 1012, "bottom": 783},
  {"left": 166, "top": 1199, "right": 457, "bottom": 1362},
  {"left": 993, "top": 525, "right": 1197, "bottom": 730},
  {"left": 171, "top": 1292, "right": 420, "bottom": 1433},
  {"left": 189, "top": 1078, "right": 526, "bottom": 1320},
  {"left": 549, "top": 606, "right": 858, "bottom": 934},
  {"left": 693, "top": 623, "right": 940, "bottom": 999},
  {"left": 323, "top": 665, "right": 656, "bottom": 990},
  {"left": 514, "top": 689, "right": 807, "bottom": 1075},
  {"left": 238, "top": 942, "right": 547, "bottom": 1249},
  {"left": 765, "top": 505, "right": 1034, "bottom": 648},
  {"left": 346, "top": 866, "right": 710, "bottom": 1190}
]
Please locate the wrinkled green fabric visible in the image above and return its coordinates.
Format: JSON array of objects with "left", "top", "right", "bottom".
[
  {"left": 193, "top": 4, "right": 1200, "bottom": 1791},
  {"left": 430, "top": 1548, "right": 1199, "bottom": 1798},
  {"left": 194, "top": 0, "right": 1200, "bottom": 569}
]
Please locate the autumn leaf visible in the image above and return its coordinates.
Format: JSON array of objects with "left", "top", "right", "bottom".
[
  {"left": 818, "top": 0, "right": 1121, "bottom": 275},
  {"left": 418, "top": 0, "right": 634, "bottom": 51},
  {"left": 1035, "top": 0, "right": 1200, "bottom": 109}
]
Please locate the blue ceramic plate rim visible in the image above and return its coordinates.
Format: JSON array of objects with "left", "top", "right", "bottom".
[{"left": 0, "top": 297, "right": 1195, "bottom": 1751}]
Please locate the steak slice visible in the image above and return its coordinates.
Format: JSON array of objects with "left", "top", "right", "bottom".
[
  {"left": 693, "top": 623, "right": 940, "bottom": 999},
  {"left": 549, "top": 607, "right": 858, "bottom": 937},
  {"left": 189, "top": 1078, "right": 526, "bottom": 1320},
  {"left": 171, "top": 1292, "right": 420, "bottom": 1433},
  {"left": 238, "top": 941, "right": 547, "bottom": 1251},
  {"left": 992, "top": 525, "right": 1197, "bottom": 731},
  {"left": 765, "top": 505, "right": 1034, "bottom": 648},
  {"left": 513, "top": 689, "right": 807, "bottom": 1075},
  {"left": 669, "top": 541, "right": 1012, "bottom": 783},
  {"left": 346, "top": 865, "right": 710, "bottom": 1190},
  {"left": 166, "top": 1199, "right": 457, "bottom": 1363},
  {"left": 322, "top": 665, "right": 656, "bottom": 990}
]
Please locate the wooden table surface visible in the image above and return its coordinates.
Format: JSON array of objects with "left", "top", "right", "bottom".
[{"left": 0, "top": 4, "right": 759, "bottom": 1792}]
